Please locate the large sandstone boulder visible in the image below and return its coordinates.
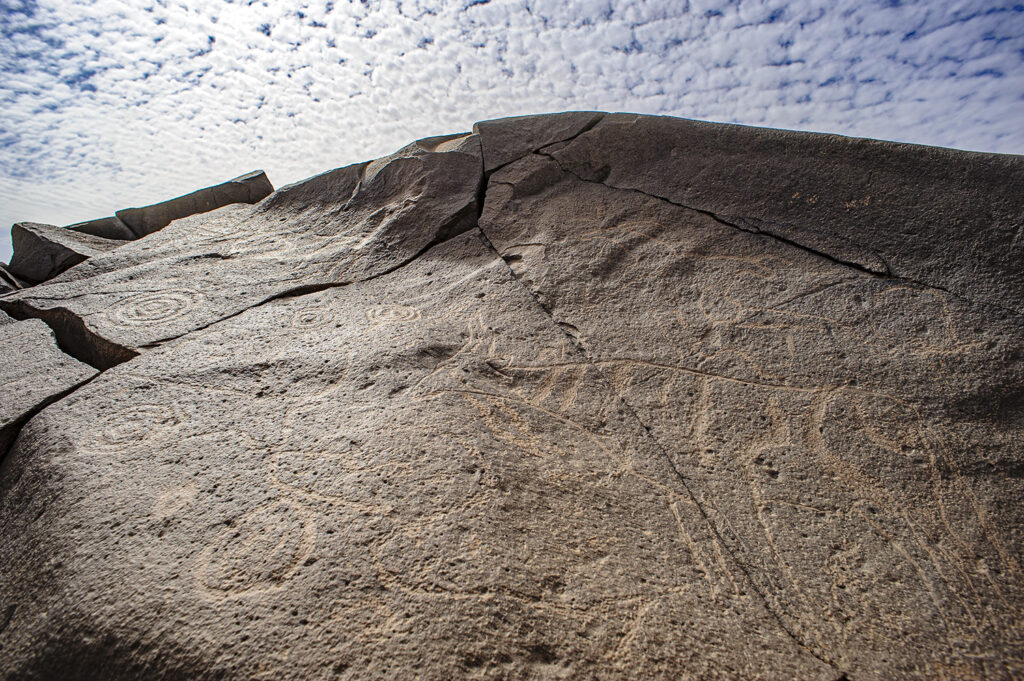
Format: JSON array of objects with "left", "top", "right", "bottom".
[{"left": 0, "top": 114, "right": 1021, "bottom": 681}]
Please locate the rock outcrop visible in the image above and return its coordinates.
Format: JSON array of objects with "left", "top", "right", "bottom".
[
  {"left": 8, "top": 222, "right": 123, "bottom": 283},
  {"left": 0, "top": 313, "right": 96, "bottom": 454},
  {"left": 0, "top": 113, "right": 1022, "bottom": 681},
  {"left": 115, "top": 169, "right": 275, "bottom": 237},
  {"left": 67, "top": 215, "right": 136, "bottom": 241}
]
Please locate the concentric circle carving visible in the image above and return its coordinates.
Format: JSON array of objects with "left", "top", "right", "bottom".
[
  {"left": 365, "top": 304, "right": 420, "bottom": 323},
  {"left": 195, "top": 499, "right": 316, "bottom": 598},
  {"left": 110, "top": 290, "right": 199, "bottom": 326}
]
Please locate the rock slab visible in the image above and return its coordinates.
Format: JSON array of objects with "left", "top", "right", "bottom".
[
  {"left": 8, "top": 222, "right": 123, "bottom": 283},
  {"left": 0, "top": 113, "right": 1022, "bottom": 681},
  {"left": 67, "top": 216, "right": 135, "bottom": 241},
  {"left": 0, "top": 317, "right": 97, "bottom": 454},
  {"left": 1, "top": 138, "right": 481, "bottom": 369},
  {"left": 115, "top": 170, "right": 275, "bottom": 237}
]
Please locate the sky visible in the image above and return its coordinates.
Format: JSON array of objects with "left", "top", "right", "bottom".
[{"left": 1, "top": 0, "right": 1023, "bottom": 263}]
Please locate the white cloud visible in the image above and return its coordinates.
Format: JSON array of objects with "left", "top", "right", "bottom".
[{"left": 1, "top": 0, "right": 1022, "bottom": 262}]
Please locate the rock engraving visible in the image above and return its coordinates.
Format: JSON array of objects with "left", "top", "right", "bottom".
[
  {"left": 195, "top": 499, "right": 317, "bottom": 599},
  {"left": 109, "top": 290, "right": 199, "bottom": 326},
  {"left": 365, "top": 304, "right": 420, "bottom": 323}
]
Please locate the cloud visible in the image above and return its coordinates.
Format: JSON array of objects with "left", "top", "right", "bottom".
[{"left": 1, "top": 0, "right": 1022, "bottom": 261}]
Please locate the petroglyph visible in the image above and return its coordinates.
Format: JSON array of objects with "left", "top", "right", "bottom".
[
  {"left": 82, "top": 404, "right": 184, "bottom": 453},
  {"left": 228, "top": 233, "right": 298, "bottom": 261},
  {"left": 292, "top": 305, "right": 336, "bottom": 330},
  {"left": 365, "top": 304, "right": 420, "bottom": 324},
  {"left": 195, "top": 498, "right": 317, "bottom": 599},
  {"left": 108, "top": 289, "right": 200, "bottom": 327},
  {"left": 3, "top": 114, "right": 1023, "bottom": 681}
]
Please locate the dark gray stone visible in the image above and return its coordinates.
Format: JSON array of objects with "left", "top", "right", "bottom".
[
  {"left": 8, "top": 222, "right": 123, "bottom": 283},
  {"left": 541, "top": 113, "right": 1024, "bottom": 314},
  {"left": 67, "top": 215, "right": 135, "bottom": 241},
  {"left": 115, "top": 170, "right": 275, "bottom": 237},
  {"left": 0, "top": 317, "right": 96, "bottom": 455},
  {"left": 0, "top": 264, "right": 26, "bottom": 294}
]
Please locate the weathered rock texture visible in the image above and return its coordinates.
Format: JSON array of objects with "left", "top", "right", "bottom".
[
  {"left": 1, "top": 139, "right": 479, "bottom": 368},
  {"left": 116, "top": 169, "right": 275, "bottom": 237},
  {"left": 0, "top": 264, "right": 26, "bottom": 293},
  {"left": 1, "top": 113, "right": 1022, "bottom": 681},
  {"left": 67, "top": 215, "right": 135, "bottom": 241},
  {"left": 8, "top": 222, "right": 123, "bottom": 283},
  {"left": 0, "top": 315, "right": 96, "bottom": 454}
]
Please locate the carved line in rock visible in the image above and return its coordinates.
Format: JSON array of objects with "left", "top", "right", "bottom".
[
  {"left": 472, "top": 225, "right": 854, "bottom": 670},
  {"left": 611, "top": 360, "right": 1014, "bottom": 663},
  {"left": 810, "top": 390, "right": 1019, "bottom": 633},
  {"left": 107, "top": 290, "right": 201, "bottom": 327},
  {"left": 535, "top": 149, "right": 1024, "bottom": 320},
  {"left": 195, "top": 498, "right": 317, "bottom": 600},
  {"left": 82, "top": 403, "right": 185, "bottom": 453},
  {"left": 291, "top": 305, "right": 336, "bottom": 330},
  {"left": 365, "top": 304, "right": 421, "bottom": 324},
  {"left": 114, "top": 198, "right": 478, "bottom": 358}
]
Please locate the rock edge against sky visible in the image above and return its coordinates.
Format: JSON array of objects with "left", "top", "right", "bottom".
[{"left": 0, "top": 112, "right": 1022, "bottom": 680}]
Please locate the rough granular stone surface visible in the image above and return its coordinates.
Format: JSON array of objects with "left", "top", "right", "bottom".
[
  {"left": 0, "top": 113, "right": 1022, "bottom": 681},
  {"left": 0, "top": 317, "right": 96, "bottom": 454},
  {"left": 8, "top": 222, "right": 122, "bottom": 283}
]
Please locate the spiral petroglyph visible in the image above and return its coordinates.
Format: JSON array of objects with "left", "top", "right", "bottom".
[
  {"left": 365, "top": 304, "right": 420, "bottom": 323},
  {"left": 83, "top": 404, "right": 184, "bottom": 453},
  {"left": 292, "top": 306, "right": 335, "bottom": 329},
  {"left": 195, "top": 498, "right": 317, "bottom": 599},
  {"left": 109, "top": 290, "right": 199, "bottom": 327}
]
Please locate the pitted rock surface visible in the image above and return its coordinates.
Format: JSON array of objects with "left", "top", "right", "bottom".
[
  {"left": 0, "top": 134, "right": 482, "bottom": 369},
  {"left": 0, "top": 317, "right": 96, "bottom": 454},
  {"left": 0, "top": 113, "right": 1022, "bottom": 681}
]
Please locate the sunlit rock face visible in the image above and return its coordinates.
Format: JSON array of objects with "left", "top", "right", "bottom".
[{"left": 1, "top": 113, "right": 1022, "bottom": 681}]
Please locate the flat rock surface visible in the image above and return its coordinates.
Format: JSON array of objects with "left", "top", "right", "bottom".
[
  {"left": 473, "top": 111, "right": 604, "bottom": 172},
  {"left": 0, "top": 231, "right": 834, "bottom": 680},
  {"left": 479, "top": 151, "right": 1024, "bottom": 680},
  {"left": 8, "top": 222, "right": 123, "bottom": 283},
  {"left": 0, "top": 317, "right": 97, "bottom": 455},
  {"left": 543, "top": 113, "right": 1024, "bottom": 314},
  {"left": 1, "top": 113, "right": 1022, "bottom": 680},
  {"left": 0, "top": 135, "right": 482, "bottom": 369}
]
